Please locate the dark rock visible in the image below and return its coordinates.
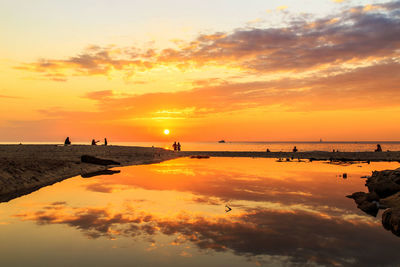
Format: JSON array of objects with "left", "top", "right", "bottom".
[
  {"left": 366, "top": 191, "right": 380, "bottom": 202},
  {"left": 382, "top": 208, "right": 400, "bottom": 237},
  {"left": 81, "top": 155, "right": 120, "bottom": 166},
  {"left": 346, "top": 192, "right": 368, "bottom": 205},
  {"left": 366, "top": 169, "right": 400, "bottom": 198},
  {"left": 346, "top": 192, "right": 380, "bottom": 216},
  {"left": 381, "top": 192, "right": 400, "bottom": 208},
  {"left": 358, "top": 201, "right": 379, "bottom": 217}
]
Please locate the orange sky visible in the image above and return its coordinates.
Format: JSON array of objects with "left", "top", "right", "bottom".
[{"left": 1, "top": 0, "right": 400, "bottom": 141}]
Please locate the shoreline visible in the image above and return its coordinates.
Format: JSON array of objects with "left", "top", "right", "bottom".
[
  {"left": 0, "top": 145, "right": 179, "bottom": 202},
  {"left": 1, "top": 144, "right": 400, "bottom": 203},
  {"left": 181, "top": 151, "right": 400, "bottom": 162}
]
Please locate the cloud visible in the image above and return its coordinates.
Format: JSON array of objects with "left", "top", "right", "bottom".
[
  {"left": 42, "top": 60, "right": 400, "bottom": 121},
  {"left": 0, "top": 94, "right": 25, "bottom": 99},
  {"left": 15, "top": 2, "right": 400, "bottom": 80},
  {"left": 7, "top": 1, "right": 400, "bottom": 141}
]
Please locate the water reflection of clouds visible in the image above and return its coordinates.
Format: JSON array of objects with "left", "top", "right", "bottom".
[
  {"left": 13, "top": 203, "right": 400, "bottom": 266},
  {"left": 82, "top": 164, "right": 361, "bottom": 214},
  {"left": 9, "top": 159, "right": 400, "bottom": 266}
]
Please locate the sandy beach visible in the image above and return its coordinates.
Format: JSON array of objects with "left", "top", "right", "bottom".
[
  {"left": 0, "top": 145, "right": 178, "bottom": 202},
  {"left": 1, "top": 144, "right": 400, "bottom": 202}
]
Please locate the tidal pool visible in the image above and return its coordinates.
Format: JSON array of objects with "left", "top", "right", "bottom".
[{"left": 1, "top": 158, "right": 400, "bottom": 267}]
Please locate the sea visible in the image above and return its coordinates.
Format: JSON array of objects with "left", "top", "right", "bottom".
[{"left": 3, "top": 141, "right": 400, "bottom": 152}]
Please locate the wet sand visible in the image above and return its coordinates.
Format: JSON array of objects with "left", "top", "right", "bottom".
[{"left": 1, "top": 144, "right": 400, "bottom": 202}]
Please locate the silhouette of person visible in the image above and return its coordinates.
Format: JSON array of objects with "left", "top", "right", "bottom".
[
  {"left": 177, "top": 142, "right": 181, "bottom": 151},
  {"left": 91, "top": 139, "right": 99, "bottom": 145},
  {"left": 266, "top": 149, "right": 270, "bottom": 152},
  {"left": 293, "top": 146, "right": 298, "bottom": 152},
  {"left": 104, "top": 138, "right": 108, "bottom": 146},
  {"left": 375, "top": 144, "right": 382, "bottom": 152},
  {"left": 64, "top": 137, "right": 71, "bottom": 146},
  {"left": 173, "top": 141, "right": 177, "bottom": 151}
]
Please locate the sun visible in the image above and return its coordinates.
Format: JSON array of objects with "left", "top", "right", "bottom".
[{"left": 163, "top": 129, "right": 170, "bottom": 135}]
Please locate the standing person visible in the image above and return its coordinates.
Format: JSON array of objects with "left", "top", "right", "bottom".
[
  {"left": 293, "top": 146, "right": 298, "bottom": 152},
  {"left": 173, "top": 141, "right": 177, "bottom": 151},
  {"left": 104, "top": 138, "right": 108, "bottom": 146},
  {"left": 177, "top": 142, "right": 181, "bottom": 151},
  {"left": 64, "top": 137, "right": 71, "bottom": 145}
]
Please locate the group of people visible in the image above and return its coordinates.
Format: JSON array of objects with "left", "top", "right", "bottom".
[
  {"left": 172, "top": 141, "right": 181, "bottom": 151},
  {"left": 266, "top": 144, "right": 384, "bottom": 153},
  {"left": 91, "top": 138, "right": 107, "bottom": 146},
  {"left": 64, "top": 137, "right": 108, "bottom": 146}
]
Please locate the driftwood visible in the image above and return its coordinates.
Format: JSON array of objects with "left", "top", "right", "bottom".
[
  {"left": 81, "top": 169, "right": 121, "bottom": 178},
  {"left": 81, "top": 155, "right": 120, "bottom": 166}
]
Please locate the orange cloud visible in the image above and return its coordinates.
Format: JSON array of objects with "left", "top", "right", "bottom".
[{"left": 15, "top": 2, "right": 400, "bottom": 81}]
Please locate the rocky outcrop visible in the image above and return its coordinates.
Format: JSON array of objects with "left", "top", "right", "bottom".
[
  {"left": 348, "top": 168, "right": 400, "bottom": 237},
  {"left": 346, "top": 192, "right": 381, "bottom": 216},
  {"left": 366, "top": 170, "right": 400, "bottom": 198},
  {"left": 382, "top": 208, "right": 400, "bottom": 237}
]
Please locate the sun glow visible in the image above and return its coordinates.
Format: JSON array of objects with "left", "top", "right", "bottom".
[{"left": 164, "top": 129, "right": 170, "bottom": 135}]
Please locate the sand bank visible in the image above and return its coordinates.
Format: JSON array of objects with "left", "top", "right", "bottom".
[
  {"left": 0, "top": 145, "right": 178, "bottom": 202},
  {"left": 181, "top": 150, "right": 400, "bottom": 162}
]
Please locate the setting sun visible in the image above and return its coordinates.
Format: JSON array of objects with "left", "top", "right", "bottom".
[{"left": 163, "top": 129, "right": 170, "bottom": 135}]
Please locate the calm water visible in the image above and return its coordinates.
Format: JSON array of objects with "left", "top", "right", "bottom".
[{"left": 1, "top": 158, "right": 400, "bottom": 266}]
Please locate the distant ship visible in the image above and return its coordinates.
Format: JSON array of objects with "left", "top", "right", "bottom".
[{"left": 218, "top": 140, "right": 226, "bottom": 143}]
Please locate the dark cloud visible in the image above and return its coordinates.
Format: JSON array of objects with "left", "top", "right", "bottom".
[{"left": 158, "top": 2, "right": 400, "bottom": 72}]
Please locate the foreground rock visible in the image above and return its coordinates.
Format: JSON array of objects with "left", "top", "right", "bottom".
[
  {"left": 346, "top": 192, "right": 381, "bottom": 216},
  {"left": 348, "top": 167, "right": 400, "bottom": 237},
  {"left": 0, "top": 145, "right": 179, "bottom": 202}
]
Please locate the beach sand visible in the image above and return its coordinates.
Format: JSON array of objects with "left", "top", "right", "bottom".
[
  {"left": 0, "top": 145, "right": 178, "bottom": 202},
  {"left": 1, "top": 144, "right": 400, "bottom": 202}
]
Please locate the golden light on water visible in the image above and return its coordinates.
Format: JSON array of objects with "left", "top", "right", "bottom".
[{"left": 164, "top": 129, "right": 170, "bottom": 135}]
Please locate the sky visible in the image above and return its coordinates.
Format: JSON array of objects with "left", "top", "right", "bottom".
[{"left": 0, "top": 0, "right": 399, "bottom": 142}]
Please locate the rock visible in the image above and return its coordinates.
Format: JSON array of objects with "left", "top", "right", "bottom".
[
  {"left": 346, "top": 192, "right": 381, "bottom": 216},
  {"left": 382, "top": 208, "right": 400, "bottom": 237},
  {"left": 380, "top": 192, "right": 400, "bottom": 207},
  {"left": 346, "top": 191, "right": 379, "bottom": 205},
  {"left": 81, "top": 155, "right": 120, "bottom": 166},
  {"left": 346, "top": 192, "right": 368, "bottom": 205},
  {"left": 358, "top": 201, "right": 379, "bottom": 217},
  {"left": 366, "top": 170, "right": 400, "bottom": 198}
]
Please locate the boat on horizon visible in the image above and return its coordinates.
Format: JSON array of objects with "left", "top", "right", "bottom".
[{"left": 218, "top": 140, "right": 226, "bottom": 143}]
